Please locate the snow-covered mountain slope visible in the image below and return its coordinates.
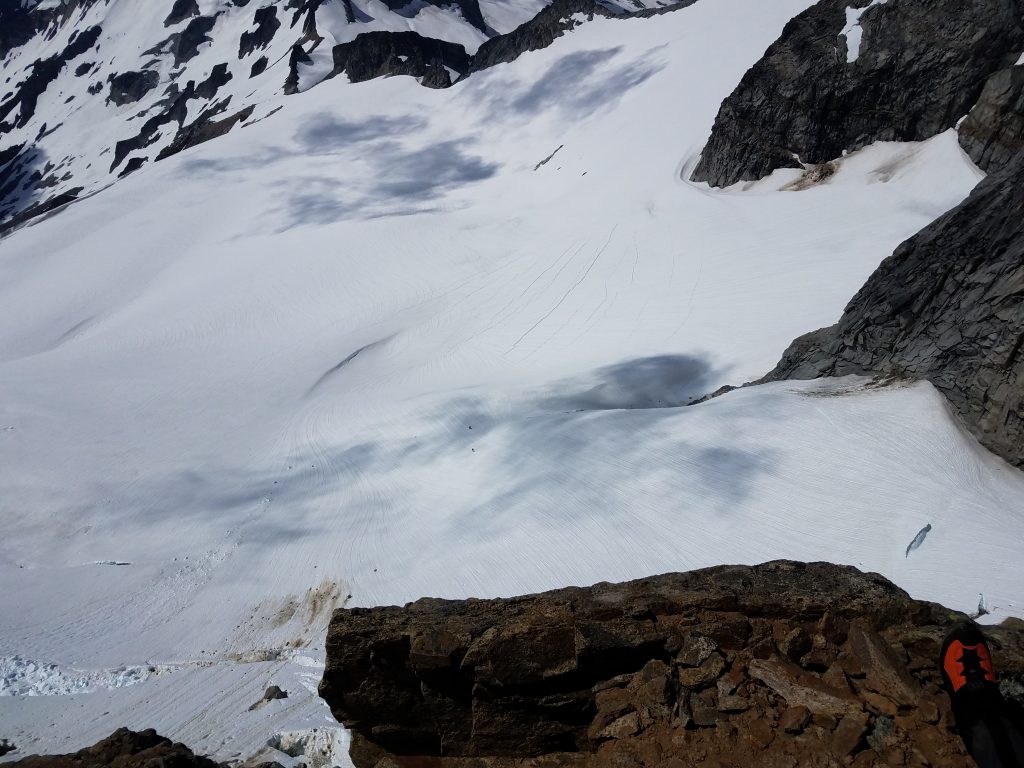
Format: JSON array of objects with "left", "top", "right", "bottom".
[
  {"left": 0, "top": 0, "right": 684, "bottom": 230},
  {"left": 1, "top": 0, "right": 1022, "bottom": 762}
]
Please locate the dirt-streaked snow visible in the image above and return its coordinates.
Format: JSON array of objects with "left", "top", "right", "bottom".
[{"left": 0, "top": 0, "right": 1018, "bottom": 762}]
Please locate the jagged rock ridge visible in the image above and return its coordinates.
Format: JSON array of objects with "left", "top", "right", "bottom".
[
  {"left": 319, "top": 560, "right": 1024, "bottom": 768},
  {"left": 690, "top": 0, "right": 1024, "bottom": 187}
]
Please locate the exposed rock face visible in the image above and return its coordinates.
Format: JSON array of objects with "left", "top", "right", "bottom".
[
  {"left": 145, "top": 15, "right": 220, "bottom": 68},
  {"left": 326, "top": 31, "right": 471, "bottom": 89},
  {"left": 764, "top": 153, "right": 1024, "bottom": 468},
  {"left": 107, "top": 70, "right": 160, "bottom": 106},
  {"left": 0, "top": 26, "right": 102, "bottom": 131},
  {"left": 173, "top": 15, "right": 219, "bottom": 66},
  {"left": 284, "top": 43, "right": 314, "bottom": 95},
  {"left": 690, "top": 0, "right": 1024, "bottom": 187},
  {"left": 384, "top": 0, "right": 490, "bottom": 34},
  {"left": 0, "top": 3, "right": 40, "bottom": 59},
  {"left": 0, "top": 0, "right": 104, "bottom": 59},
  {"left": 164, "top": 0, "right": 200, "bottom": 28},
  {"left": 156, "top": 104, "right": 255, "bottom": 161},
  {"left": 959, "top": 66, "right": 1024, "bottom": 172},
  {"left": 7, "top": 729, "right": 221, "bottom": 768},
  {"left": 468, "top": 0, "right": 698, "bottom": 75},
  {"left": 319, "top": 561, "right": 1024, "bottom": 768},
  {"left": 238, "top": 6, "right": 281, "bottom": 59},
  {"left": 468, "top": 0, "right": 616, "bottom": 74},
  {"left": 0, "top": 188, "right": 83, "bottom": 237}
]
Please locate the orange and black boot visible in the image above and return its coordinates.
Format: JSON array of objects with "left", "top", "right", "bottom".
[
  {"left": 940, "top": 621, "right": 1024, "bottom": 768},
  {"left": 941, "top": 620, "right": 998, "bottom": 700}
]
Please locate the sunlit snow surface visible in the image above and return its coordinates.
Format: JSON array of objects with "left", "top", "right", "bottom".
[{"left": 1, "top": 0, "right": 1019, "bottom": 761}]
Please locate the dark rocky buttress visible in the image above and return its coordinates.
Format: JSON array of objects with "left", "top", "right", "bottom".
[
  {"left": 690, "top": 0, "right": 1024, "bottom": 187},
  {"left": 326, "top": 31, "right": 471, "bottom": 89},
  {"left": 763, "top": 153, "right": 1024, "bottom": 467}
]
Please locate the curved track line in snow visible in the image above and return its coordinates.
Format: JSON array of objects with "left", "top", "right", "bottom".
[{"left": 506, "top": 226, "right": 619, "bottom": 355}]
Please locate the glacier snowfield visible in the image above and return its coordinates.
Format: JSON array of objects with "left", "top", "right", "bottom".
[{"left": 1, "top": 0, "right": 1020, "bottom": 762}]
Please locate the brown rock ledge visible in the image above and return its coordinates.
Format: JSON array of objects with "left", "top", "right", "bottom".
[
  {"left": 7, "top": 728, "right": 222, "bottom": 768},
  {"left": 319, "top": 561, "right": 1024, "bottom": 768}
]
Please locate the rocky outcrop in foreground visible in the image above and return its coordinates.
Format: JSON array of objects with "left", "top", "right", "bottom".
[
  {"left": 690, "top": 0, "right": 1024, "bottom": 187},
  {"left": 8, "top": 728, "right": 220, "bottom": 768},
  {"left": 319, "top": 561, "right": 1024, "bottom": 768},
  {"left": 764, "top": 152, "right": 1024, "bottom": 468}
]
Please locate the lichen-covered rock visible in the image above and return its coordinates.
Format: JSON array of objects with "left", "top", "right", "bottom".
[
  {"left": 690, "top": 0, "right": 1024, "bottom": 187},
  {"left": 764, "top": 153, "right": 1024, "bottom": 467},
  {"left": 319, "top": 560, "right": 1024, "bottom": 768}
]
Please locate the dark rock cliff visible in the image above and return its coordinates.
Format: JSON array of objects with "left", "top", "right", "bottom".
[
  {"left": 763, "top": 153, "right": 1024, "bottom": 468},
  {"left": 690, "top": 0, "right": 1024, "bottom": 187},
  {"left": 0, "top": 0, "right": 105, "bottom": 59},
  {"left": 326, "top": 31, "right": 472, "bottom": 89},
  {"left": 319, "top": 561, "right": 1024, "bottom": 768},
  {"left": 164, "top": 0, "right": 201, "bottom": 28},
  {"left": 959, "top": 65, "right": 1024, "bottom": 172},
  {"left": 689, "top": 0, "right": 1024, "bottom": 468},
  {"left": 107, "top": 69, "right": 160, "bottom": 106}
]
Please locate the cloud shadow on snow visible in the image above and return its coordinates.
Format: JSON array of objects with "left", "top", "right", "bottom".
[
  {"left": 177, "top": 111, "right": 498, "bottom": 229},
  {"left": 292, "top": 113, "right": 429, "bottom": 150},
  {"left": 173, "top": 44, "right": 667, "bottom": 232},
  {"left": 279, "top": 139, "right": 499, "bottom": 228},
  {"left": 468, "top": 46, "right": 668, "bottom": 122},
  {"left": 72, "top": 355, "right": 772, "bottom": 571},
  {"left": 538, "top": 354, "right": 722, "bottom": 411}
]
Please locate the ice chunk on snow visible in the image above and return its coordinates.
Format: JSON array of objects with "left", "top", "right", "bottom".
[
  {"left": 266, "top": 729, "right": 349, "bottom": 768},
  {"left": 904, "top": 523, "right": 931, "bottom": 557},
  {"left": 0, "top": 656, "right": 164, "bottom": 697},
  {"left": 841, "top": 0, "right": 890, "bottom": 64}
]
